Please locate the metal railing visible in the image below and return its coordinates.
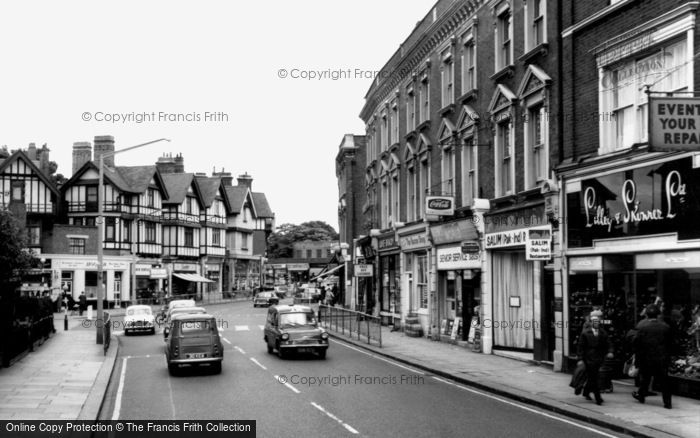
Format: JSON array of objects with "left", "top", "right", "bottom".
[
  {"left": 1, "top": 315, "right": 55, "bottom": 367},
  {"left": 318, "top": 305, "right": 382, "bottom": 347}
]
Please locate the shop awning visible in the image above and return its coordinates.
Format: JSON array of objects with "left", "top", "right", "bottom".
[
  {"left": 173, "top": 273, "right": 214, "bottom": 283},
  {"left": 309, "top": 267, "right": 324, "bottom": 277},
  {"left": 311, "top": 264, "right": 343, "bottom": 281}
]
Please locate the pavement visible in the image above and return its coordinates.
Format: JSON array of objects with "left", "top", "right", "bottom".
[
  {"left": 328, "top": 328, "right": 700, "bottom": 438},
  {"left": 0, "top": 295, "right": 249, "bottom": 422}
]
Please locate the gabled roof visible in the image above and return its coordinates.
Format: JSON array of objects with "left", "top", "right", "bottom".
[
  {"left": 63, "top": 162, "right": 168, "bottom": 199},
  {"left": 225, "top": 185, "right": 248, "bottom": 214},
  {"left": 0, "top": 150, "right": 59, "bottom": 197},
  {"left": 195, "top": 176, "right": 222, "bottom": 208},
  {"left": 161, "top": 173, "right": 196, "bottom": 205},
  {"left": 251, "top": 192, "right": 273, "bottom": 218}
]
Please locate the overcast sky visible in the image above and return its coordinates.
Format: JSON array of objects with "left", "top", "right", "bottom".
[{"left": 0, "top": 0, "right": 436, "bottom": 231}]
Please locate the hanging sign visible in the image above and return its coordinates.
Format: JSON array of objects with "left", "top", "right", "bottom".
[
  {"left": 649, "top": 97, "right": 700, "bottom": 152},
  {"left": 525, "top": 227, "right": 552, "bottom": 261}
]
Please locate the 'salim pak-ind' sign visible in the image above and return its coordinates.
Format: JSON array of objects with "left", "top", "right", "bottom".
[{"left": 649, "top": 97, "right": 700, "bottom": 152}]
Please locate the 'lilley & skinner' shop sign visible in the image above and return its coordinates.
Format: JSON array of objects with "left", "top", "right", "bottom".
[{"left": 567, "top": 157, "right": 700, "bottom": 247}]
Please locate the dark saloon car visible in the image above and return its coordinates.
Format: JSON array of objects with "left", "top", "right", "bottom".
[
  {"left": 263, "top": 305, "right": 328, "bottom": 359},
  {"left": 165, "top": 313, "right": 223, "bottom": 375},
  {"left": 253, "top": 291, "right": 279, "bottom": 307}
]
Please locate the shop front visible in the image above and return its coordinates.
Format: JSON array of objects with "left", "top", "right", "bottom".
[
  {"left": 355, "top": 236, "right": 376, "bottom": 315},
  {"left": 288, "top": 263, "right": 310, "bottom": 284},
  {"left": 398, "top": 225, "right": 431, "bottom": 334},
  {"left": 51, "top": 256, "right": 130, "bottom": 308},
  {"left": 204, "top": 261, "right": 223, "bottom": 295},
  {"left": 171, "top": 262, "right": 200, "bottom": 298},
  {"left": 484, "top": 206, "right": 553, "bottom": 360},
  {"left": 431, "top": 219, "right": 481, "bottom": 343},
  {"left": 376, "top": 231, "right": 400, "bottom": 326},
  {"left": 564, "top": 155, "right": 700, "bottom": 396}
]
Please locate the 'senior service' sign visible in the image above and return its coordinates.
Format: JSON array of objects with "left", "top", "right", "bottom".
[{"left": 649, "top": 97, "right": 700, "bottom": 152}]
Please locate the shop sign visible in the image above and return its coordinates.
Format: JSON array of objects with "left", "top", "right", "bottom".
[
  {"left": 135, "top": 265, "right": 151, "bottom": 276},
  {"left": 287, "top": 263, "right": 310, "bottom": 271},
  {"left": 437, "top": 246, "right": 481, "bottom": 270},
  {"left": 270, "top": 264, "right": 286, "bottom": 269},
  {"left": 484, "top": 205, "right": 546, "bottom": 234},
  {"left": 150, "top": 268, "right": 167, "bottom": 279},
  {"left": 354, "top": 264, "right": 373, "bottom": 277},
  {"left": 377, "top": 234, "right": 399, "bottom": 251},
  {"left": 431, "top": 220, "right": 478, "bottom": 246},
  {"left": 206, "top": 264, "right": 220, "bottom": 272},
  {"left": 485, "top": 225, "right": 550, "bottom": 249},
  {"left": 174, "top": 263, "right": 197, "bottom": 272},
  {"left": 426, "top": 196, "right": 455, "bottom": 216},
  {"left": 525, "top": 227, "right": 552, "bottom": 261},
  {"left": 569, "top": 256, "right": 602, "bottom": 272},
  {"left": 400, "top": 232, "right": 429, "bottom": 251},
  {"left": 54, "top": 259, "right": 129, "bottom": 270},
  {"left": 567, "top": 157, "right": 700, "bottom": 247},
  {"left": 649, "top": 97, "right": 700, "bottom": 152}
]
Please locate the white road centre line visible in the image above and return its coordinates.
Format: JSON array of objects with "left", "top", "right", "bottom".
[
  {"left": 274, "top": 375, "right": 300, "bottom": 394},
  {"left": 310, "top": 402, "right": 359, "bottom": 435},
  {"left": 222, "top": 338, "right": 232, "bottom": 345},
  {"left": 250, "top": 357, "right": 267, "bottom": 370},
  {"left": 235, "top": 325, "right": 250, "bottom": 331},
  {"left": 111, "top": 358, "right": 128, "bottom": 420},
  {"left": 234, "top": 346, "right": 246, "bottom": 354},
  {"left": 333, "top": 339, "right": 425, "bottom": 375},
  {"left": 432, "top": 377, "right": 620, "bottom": 438}
]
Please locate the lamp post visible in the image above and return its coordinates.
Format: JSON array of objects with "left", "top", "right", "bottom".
[{"left": 96, "top": 138, "right": 170, "bottom": 344}]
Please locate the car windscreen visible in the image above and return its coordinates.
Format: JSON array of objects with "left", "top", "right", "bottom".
[
  {"left": 127, "top": 308, "right": 152, "bottom": 316},
  {"left": 177, "top": 320, "right": 216, "bottom": 335},
  {"left": 279, "top": 312, "right": 316, "bottom": 327},
  {"left": 258, "top": 292, "right": 273, "bottom": 298}
]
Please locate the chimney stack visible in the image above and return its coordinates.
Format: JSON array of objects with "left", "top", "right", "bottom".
[
  {"left": 27, "top": 143, "right": 37, "bottom": 161},
  {"left": 93, "top": 135, "right": 115, "bottom": 168},
  {"left": 237, "top": 172, "right": 253, "bottom": 190},
  {"left": 72, "top": 141, "right": 92, "bottom": 175},
  {"left": 38, "top": 144, "right": 50, "bottom": 176},
  {"left": 156, "top": 153, "right": 177, "bottom": 174},
  {"left": 213, "top": 167, "right": 233, "bottom": 186},
  {"left": 174, "top": 153, "right": 185, "bottom": 173}
]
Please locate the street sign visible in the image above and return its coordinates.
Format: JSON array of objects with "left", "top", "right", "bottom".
[
  {"left": 649, "top": 97, "right": 700, "bottom": 152},
  {"left": 354, "top": 264, "right": 373, "bottom": 277},
  {"left": 150, "top": 268, "right": 167, "bottom": 279},
  {"left": 460, "top": 241, "right": 480, "bottom": 254}
]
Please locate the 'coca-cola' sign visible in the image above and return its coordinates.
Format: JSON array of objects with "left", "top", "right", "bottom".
[{"left": 426, "top": 196, "right": 454, "bottom": 216}]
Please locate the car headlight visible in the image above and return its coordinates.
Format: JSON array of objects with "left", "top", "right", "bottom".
[
  {"left": 281, "top": 333, "right": 289, "bottom": 341},
  {"left": 321, "top": 332, "right": 329, "bottom": 340}
]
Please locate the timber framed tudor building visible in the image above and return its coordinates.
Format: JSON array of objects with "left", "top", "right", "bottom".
[{"left": 0, "top": 136, "right": 274, "bottom": 306}]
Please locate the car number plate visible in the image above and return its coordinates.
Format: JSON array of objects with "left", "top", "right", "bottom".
[
  {"left": 297, "top": 348, "right": 313, "bottom": 353},
  {"left": 188, "top": 353, "right": 207, "bottom": 359}
]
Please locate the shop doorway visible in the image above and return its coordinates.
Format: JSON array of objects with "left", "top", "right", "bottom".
[
  {"left": 461, "top": 271, "right": 480, "bottom": 342},
  {"left": 535, "top": 269, "right": 555, "bottom": 362}
]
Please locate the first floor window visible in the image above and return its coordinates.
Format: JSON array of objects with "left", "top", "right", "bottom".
[
  {"left": 105, "top": 217, "right": 116, "bottom": 241},
  {"left": 145, "top": 222, "right": 156, "bottom": 243},
  {"left": 69, "top": 238, "right": 86, "bottom": 255},
  {"left": 496, "top": 121, "right": 513, "bottom": 196},
  {"left": 462, "top": 137, "right": 477, "bottom": 206},
  {"left": 184, "top": 228, "right": 194, "bottom": 247},
  {"left": 27, "top": 226, "right": 41, "bottom": 245},
  {"left": 212, "top": 229, "right": 221, "bottom": 246}
]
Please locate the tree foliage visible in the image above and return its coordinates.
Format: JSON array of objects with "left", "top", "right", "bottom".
[
  {"left": 267, "top": 221, "right": 338, "bottom": 258},
  {"left": 0, "top": 210, "right": 34, "bottom": 283}
]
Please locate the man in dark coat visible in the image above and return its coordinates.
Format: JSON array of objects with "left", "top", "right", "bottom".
[
  {"left": 632, "top": 304, "right": 673, "bottom": 409},
  {"left": 577, "top": 311, "right": 614, "bottom": 405}
]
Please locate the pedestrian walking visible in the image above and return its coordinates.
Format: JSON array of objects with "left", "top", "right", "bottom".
[
  {"left": 632, "top": 304, "right": 673, "bottom": 409},
  {"left": 78, "top": 292, "right": 86, "bottom": 316},
  {"left": 577, "top": 310, "right": 614, "bottom": 405}
]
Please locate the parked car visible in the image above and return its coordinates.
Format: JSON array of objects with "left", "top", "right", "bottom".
[
  {"left": 293, "top": 286, "right": 321, "bottom": 303},
  {"left": 124, "top": 305, "right": 156, "bottom": 335},
  {"left": 163, "top": 306, "right": 207, "bottom": 339},
  {"left": 165, "top": 313, "right": 223, "bottom": 375},
  {"left": 263, "top": 305, "right": 328, "bottom": 359},
  {"left": 167, "top": 299, "right": 196, "bottom": 312},
  {"left": 254, "top": 291, "right": 279, "bottom": 307}
]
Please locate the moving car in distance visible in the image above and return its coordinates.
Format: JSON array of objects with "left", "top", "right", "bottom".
[
  {"left": 163, "top": 306, "right": 207, "bottom": 339},
  {"left": 253, "top": 291, "right": 279, "bottom": 307},
  {"left": 165, "top": 313, "right": 223, "bottom": 375},
  {"left": 264, "top": 305, "right": 328, "bottom": 359},
  {"left": 124, "top": 305, "right": 156, "bottom": 335}
]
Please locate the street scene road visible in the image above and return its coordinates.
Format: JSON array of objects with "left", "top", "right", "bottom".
[{"left": 97, "top": 300, "right": 622, "bottom": 438}]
